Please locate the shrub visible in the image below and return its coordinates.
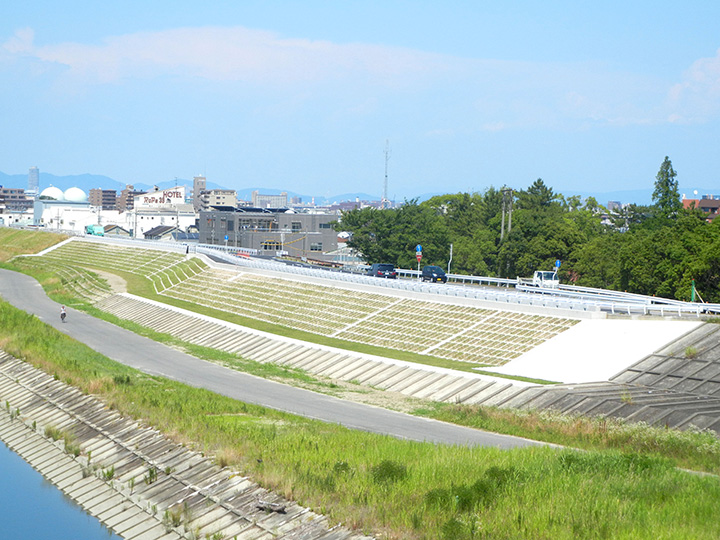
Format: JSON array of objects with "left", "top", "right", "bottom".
[{"left": 370, "top": 460, "right": 407, "bottom": 484}]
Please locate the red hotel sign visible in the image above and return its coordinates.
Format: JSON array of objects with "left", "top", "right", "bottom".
[{"left": 138, "top": 187, "right": 185, "bottom": 207}]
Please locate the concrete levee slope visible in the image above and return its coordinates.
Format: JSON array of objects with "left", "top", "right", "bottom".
[
  {"left": 30, "top": 239, "right": 586, "bottom": 366},
  {"left": 96, "top": 293, "right": 536, "bottom": 404},
  {"left": 485, "top": 318, "right": 702, "bottom": 383},
  {"left": 91, "top": 292, "right": 720, "bottom": 436},
  {"left": 485, "top": 323, "right": 720, "bottom": 434},
  {"left": 0, "top": 351, "right": 373, "bottom": 540}
]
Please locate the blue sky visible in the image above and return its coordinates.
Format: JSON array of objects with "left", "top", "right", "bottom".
[{"left": 1, "top": 1, "right": 719, "bottom": 203}]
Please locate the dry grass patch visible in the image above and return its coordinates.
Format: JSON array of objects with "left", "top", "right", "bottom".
[
  {"left": 0, "top": 228, "right": 67, "bottom": 262},
  {"left": 87, "top": 376, "right": 114, "bottom": 394}
]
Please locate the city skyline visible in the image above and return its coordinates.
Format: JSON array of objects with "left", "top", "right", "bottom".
[
  {"left": 1, "top": 2, "right": 719, "bottom": 202},
  {"left": 0, "top": 166, "right": 680, "bottom": 207}
]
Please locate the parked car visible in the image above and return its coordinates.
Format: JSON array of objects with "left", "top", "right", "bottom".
[
  {"left": 367, "top": 263, "right": 398, "bottom": 279},
  {"left": 421, "top": 265, "right": 447, "bottom": 283}
]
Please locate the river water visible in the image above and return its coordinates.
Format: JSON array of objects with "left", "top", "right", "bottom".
[{"left": 0, "top": 441, "right": 121, "bottom": 539}]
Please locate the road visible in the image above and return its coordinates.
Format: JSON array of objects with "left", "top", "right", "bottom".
[{"left": 0, "top": 268, "right": 546, "bottom": 449}]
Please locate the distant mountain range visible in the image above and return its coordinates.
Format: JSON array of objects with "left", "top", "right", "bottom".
[
  {"left": 2, "top": 170, "right": 712, "bottom": 207},
  {"left": 0, "top": 171, "right": 380, "bottom": 206}
]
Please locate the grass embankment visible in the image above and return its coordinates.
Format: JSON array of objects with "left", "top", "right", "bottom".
[{"left": 1, "top": 300, "right": 719, "bottom": 540}]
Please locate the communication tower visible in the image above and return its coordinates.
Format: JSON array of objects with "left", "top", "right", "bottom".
[{"left": 382, "top": 140, "right": 390, "bottom": 209}]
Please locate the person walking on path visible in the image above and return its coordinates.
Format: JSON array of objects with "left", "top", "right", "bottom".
[{"left": 60, "top": 305, "right": 66, "bottom": 323}]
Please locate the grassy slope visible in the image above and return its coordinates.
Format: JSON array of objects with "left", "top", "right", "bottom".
[
  {"left": 0, "top": 228, "right": 67, "bottom": 261},
  {"left": 1, "top": 300, "right": 719, "bottom": 540}
]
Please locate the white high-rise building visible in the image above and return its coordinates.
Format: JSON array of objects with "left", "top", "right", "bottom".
[{"left": 28, "top": 166, "right": 39, "bottom": 196}]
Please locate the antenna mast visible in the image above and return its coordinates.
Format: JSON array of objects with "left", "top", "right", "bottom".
[{"left": 382, "top": 140, "right": 390, "bottom": 209}]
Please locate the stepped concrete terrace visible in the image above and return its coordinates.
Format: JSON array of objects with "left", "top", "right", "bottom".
[
  {"left": 93, "top": 290, "right": 715, "bottom": 434},
  {"left": 29, "top": 238, "right": 720, "bottom": 434},
  {"left": 33, "top": 239, "right": 582, "bottom": 366},
  {"left": 486, "top": 322, "right": 720, "bottom": 434},
  {"left": 0, "top": 351, "right": 373, "bottom": 540},
  {"left": 95, "top": 292, "right": 539, "bottom": 405}
]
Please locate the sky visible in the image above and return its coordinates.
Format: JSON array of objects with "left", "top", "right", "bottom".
[{"left": 1, "top": 1, "right": 719, "bottom": 203}]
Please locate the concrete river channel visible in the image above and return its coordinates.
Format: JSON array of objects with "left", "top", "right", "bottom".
[
  {"left": 0, "top": 441, "right": 121, "bottom": 539},
  {"left": 0, "top": 350, "right": 372, "bottom": 540}
]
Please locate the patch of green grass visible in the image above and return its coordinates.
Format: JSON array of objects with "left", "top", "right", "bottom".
[
  {"left": 2, "top": 299, "right": 720, "bottom": 539},
  {"left": 43, "top": 424, "right": 81, "bottom": 457},
  {"left": 417, "top": 402, "right": 720, "bottom": 474}
]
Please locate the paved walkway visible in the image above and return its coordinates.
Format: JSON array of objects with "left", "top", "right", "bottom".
[{"left": 0, "top": 268, "right": 543, "bottom": 449}]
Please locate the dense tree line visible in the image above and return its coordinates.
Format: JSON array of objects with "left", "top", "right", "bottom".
[{"left": 336, "top": 157, "right": 720, "bottom": 302}]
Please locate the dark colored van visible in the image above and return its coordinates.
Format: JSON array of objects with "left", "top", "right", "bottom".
[
  {"left": 421, "top": 265, "right": 447, "bottom": 283},
  {"left": 367, "top": 263, "right": 398, "bottom": 279}
]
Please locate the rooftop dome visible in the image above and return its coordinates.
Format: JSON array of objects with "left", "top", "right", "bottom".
[
  {"left": 39, "top": 186, "right": 65, "bottom": 201},
  {"left": 64, "top": 187, "right": 87, "bottom": 203}
]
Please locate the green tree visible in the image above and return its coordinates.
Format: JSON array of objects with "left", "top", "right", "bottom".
[
  {"left": 337, "top": 200, "right": 449, "bottom": 268},
  {"left": 422, "top": 189, "right": 502, "bottom": 275},
  {"left": 652, "top": 156, "right": 681, "bottom": 220},
  {"left": 497, "top": 179, "right": 571, "bottom": 277},
  {"left": 572, "top": 232, "right": 626, "bottom": 289},
  {"left": 516, "top": 178, "right": 557, "bottom": 210}
]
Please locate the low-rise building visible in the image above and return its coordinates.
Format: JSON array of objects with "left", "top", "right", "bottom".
[
  {"left": 199, "top": 207, "right": 338, "bottom": 260},
  {"left": 0, "top": 187, "right": 34, "bottom": 212},
  {"left": 103, "top": 224, "right": 131, "bottom": 237},
  {"left": 251, "top": 190, "right": 288, "bottom": 208},
  {"left": 143, "top": 225, "right": 181, "bottom": 241},
  {"left": 89, "top": 189, "right": 118, "bottom": 210},
  {"left": 127, "top": 187, "right": 196, "bottom": 237},
  {"left": 683, "top": 195, "right": 720, "bottom": 221},
  {"left": 34, "top": 198, "right": 93, "bottom": 231},
  {"left": 199, "top": 189, "right": 237, "bottom": 211}
]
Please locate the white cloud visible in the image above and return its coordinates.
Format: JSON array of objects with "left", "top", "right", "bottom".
[
  {"left": 667, "top": 48, "right": 720, "bottom": 122},
  {"left": 3, "top": 24, "right": 704, "bottom": 131},
  {"left": 2, "top": 27, "right": 34, "bottom": 54},
  {"left": 2, "top": 26, "right": 450, "bottom": 87}
]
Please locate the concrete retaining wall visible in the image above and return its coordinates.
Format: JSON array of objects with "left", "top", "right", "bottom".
[{"left": 0, "top": 350, "right": 372, "bottom": 540}]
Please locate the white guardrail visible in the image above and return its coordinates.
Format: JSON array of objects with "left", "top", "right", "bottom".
[
  {"left": 48, "top": 235, "right": 720, "bottom": 318},
  {"left": 193, "top": 244, "right": 719, "bottom": 318}
]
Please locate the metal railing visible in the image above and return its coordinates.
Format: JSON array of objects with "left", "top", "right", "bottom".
[
  {"left": 196, "top": 248, "right": 719, "bottom": 317},
  {"left": 58, "top": 236, "right": 719, "bottom": 318}
]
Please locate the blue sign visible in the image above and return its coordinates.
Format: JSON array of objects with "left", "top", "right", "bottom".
[
  {"left": 555, "top": 259, "right": 561, "bottom": 268},
  {"left": 416, "top": 244, "right": 422, "bottom": 252},
  {"left": 225, "top": 235, "right": 229, "bottom": 241}
]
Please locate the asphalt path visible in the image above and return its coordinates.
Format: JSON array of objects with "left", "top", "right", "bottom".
[{"left": 0, "top": 268, "right": 546, "bottom": 449}]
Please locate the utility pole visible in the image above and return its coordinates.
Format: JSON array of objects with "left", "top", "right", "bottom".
[{"left": 500, "top": 188, "right": 513, "bottom": 241}]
